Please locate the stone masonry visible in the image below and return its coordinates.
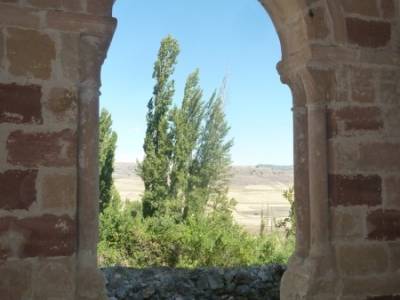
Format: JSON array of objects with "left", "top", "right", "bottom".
[{"left": 0, "top": 0, "right": 399, "bottom": 299}]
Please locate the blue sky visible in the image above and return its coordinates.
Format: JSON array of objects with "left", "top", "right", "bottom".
[{"left": 100, "top": 0, "right": 293, "bottom": 166}]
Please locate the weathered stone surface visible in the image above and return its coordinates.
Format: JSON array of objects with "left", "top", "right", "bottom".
[
  {"left": 346, "top": 18, "right": 391, "bottom": 48},
  {"left": 360, "top": 143, "right": 400, "bottom": 171},
  {"left": 47, "top": 87, "right": 77, "bottom": 118},
  {"left": 41, "top": 172, "right": 76, "bottom": 211},
  {"left": 368, "top": 209, "right": 400, "bottom": 240},
  {"left": 0, "top": 169, "right": 37, "bottom": 210},
  {"left": 384, "top": 177, "right": 400, "bottom": 209},
  {"left": 342, "top": 0, "right": 380, "bottom": 17},
  {"left": 329, "top": 174, "right": 382, "bottom": 207},
  {"left": 336, "top": 243, "right": 389, "bottom": 276},
  {"left": 368, "top": 296, "right": 400, "bottom": 300},
  {"left": 351, "top": 67, "right": 376, "bottom": 103},
  {"left": 380, "top": 0, "right": 395, "bottom": 19},
  {"left": 0, "top": 214, "right": 76, "bottom": 259},
  {"left": 87, "top": 0, "right": 113, "bottom": 16},
  {"left": 7, "top": 129, "right": 76, "bottom": 167},
  {"left": 60, "top": 33, "right": 80, "bottom": 82},
  {"left": 0, "top": 83, "right": 42, "bottom": 124},
  {"left": 0, "top": 4, "right": 40, "bottom": 28},
  {"left": 0, "top": 260, "right": 33, "bottom": 299},
  {"left": 7, "top": 28, "right": 56, "bottom": 79},
  {"left": 388, "top": 242, "right": 400, "bottom": 272},
  {"left": 33, "top": 257, "right": 75, "bottom": 299},
  {"left": 331, "top": 207, "right": 365, "bottom": 239},
  {"left": 305, "top": 6, "right": 329, "bottom": 40},
  {"left": 27, "top": 0, "right": 63, "bottom": 9}
]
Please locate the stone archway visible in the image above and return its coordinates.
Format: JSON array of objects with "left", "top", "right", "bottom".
[{"left": 0, "top": 0, "right": 399, "bottom": 299}]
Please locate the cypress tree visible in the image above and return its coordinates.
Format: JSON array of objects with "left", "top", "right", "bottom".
[
  {"left": 138, "top": 36, "right": 180, "bottom": 218},
  {"left": 99, "top": 108, "right": 118, "bottom": 213}
]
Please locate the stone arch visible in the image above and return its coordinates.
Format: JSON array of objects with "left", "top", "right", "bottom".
[{"left": 0, "top": 0, "right": 399, "bottom": 299}]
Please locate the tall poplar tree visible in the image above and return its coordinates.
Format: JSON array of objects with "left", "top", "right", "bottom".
[
  {"left": 169, "top": 69, "right": 204, "bottom": 219},
  {"left": 138, "top": 36, "right": 180, "bottom": 218},
  {"left": 99, "top": 108, "right": 118, "bottom": 213},
  {"left": 187, "top": 89, "right": 234, "bottom": 217}
]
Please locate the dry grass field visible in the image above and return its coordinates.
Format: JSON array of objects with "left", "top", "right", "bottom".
[{"left": 114, "top": 163, "right": 293, "bottom": 234}]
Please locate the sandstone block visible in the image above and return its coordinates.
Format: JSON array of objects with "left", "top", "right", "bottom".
[
  {"left": 384, "top": 176, "right": 400, "bottom": 209},
  {"left": 368, "top": 209, "right": 400, "bottom": 240},
  {"left": 87, "top": 0, "right": 114, "bottom": 16},
  {"left": 0, "top": 83, "right": 42, "bottom": 124},
  {"left": 305, "top": 6, "right": 329, "bottom": 40},
  {"left": 46, "top": 87, "right": 78, "bottom": 123},
  {"left": 33, "top": 257, "right": 75, "bottom": 299},
  {"left": 342, "top": 0, "right": 380, "bottom": 17},
  {"left": 27, "top": 0, "right": 63, "bottom": 9},
  {"left": 331, "top": 207, "right": 365, "bottom": 240},
  {"left": 328, "top": 106, "right": 383, "bottom": 138},
  {"left": 351, "top": 67, "right": 376, "bottom": 103},
  {"left": 0, "top": 214, "right": 76, "bottom": 259},
  {"left": 388, "top": 242, "right": 400, "bottom": 272},
  {"left": 346, "top": 18, "right": 391, "bottom": 48},
  {"left": 359, "top": 142, "right": 400, "bottom": 171},
  {"left": 60, "top": 33, "right": 80, "bottom": 82},
  {"left": 336, "top": 243, "right": 388, "bottom": 276},
  {"left": 7, "top": 129, "right": 76, "bottom": 167},
  {"left": 7, "top": 28, "right": 55, "bottom": 80},
  {"left": 380, "top": 0, "right": 395, "bottom": 19},
  {"left": 329, "top": 174, "right": 382, "bottom": 207},
  {"left": 0, "top": 260, "right": 33, "bottom": 299},
  {"left": 41, "top": 171, "right": 76, "bottom": 212},
  {"left": 0, "top": 4, "right": 40, "bottom": 28},
  {"left": 0, "top": 169, "right": 37, "bottom": 210}
]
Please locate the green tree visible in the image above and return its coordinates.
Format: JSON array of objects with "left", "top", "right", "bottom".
[
  {"left": 169, "top": 69, "right": 204, "bottom": 220},
  {"left": 99, "top": 108, "right": 118, "bottom": 213},
  {"left": 187, "top": 88, "right": 234, "bottom": 218},
  {"left": 138, "top": 36, "right": 180, "bottom": 218}
]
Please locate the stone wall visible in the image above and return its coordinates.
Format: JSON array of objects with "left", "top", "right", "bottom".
[
  {"left": 0, "top": 1, "right": 115, "bottom": 299},
  {"left": 0, "top": 0, "right": 399, "bottom": 299},
  {"left": 103, "top": 265, "right": 285, "bottom": 300}
]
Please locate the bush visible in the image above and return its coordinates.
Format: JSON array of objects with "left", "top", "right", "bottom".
[{"left": 98, "top": 198, "right": 294, "bottom": 268}]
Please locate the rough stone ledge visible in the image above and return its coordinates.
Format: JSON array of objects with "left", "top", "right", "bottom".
[{"left": 102, "top": 264, "right": 286, "bottom": 300}]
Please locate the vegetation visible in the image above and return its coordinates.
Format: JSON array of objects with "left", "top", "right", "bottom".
[
  {"left": 98, "top": 35, "right": 295, "bottom": 268},
  {"left": 99, "top": 108, "right": 118, "bottom": 213}
]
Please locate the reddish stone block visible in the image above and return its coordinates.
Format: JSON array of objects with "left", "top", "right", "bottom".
[
  {"left": 368, "top": 209, "right": 400, "bottom": 240},
  {"left": 346, "top": 18, "right": 391, "bottom": 48},
  {"left": 328, "top": 106, "right": 383, "bottom": 137},
  {"left": 7, "top": 129, "right": 76, "bottom": 167},
  {"left": 0, "top": 170, "right": 37, "bottom": 210},
  {"left": 381, "top": 0, "right": 395, "bottom": 18},
  {"left": 0, "top": 83, "right": 42, "bottom": 124},
  {"left": 329, "top": 174, "right": 382, "bottom": 207},
  {"left": 0, "top": 214, "right": 76, "bottom": 259}
]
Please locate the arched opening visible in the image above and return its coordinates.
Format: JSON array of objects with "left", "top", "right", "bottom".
[{"left": 98, "top": 0, "right": 295, "bottom": 298}]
